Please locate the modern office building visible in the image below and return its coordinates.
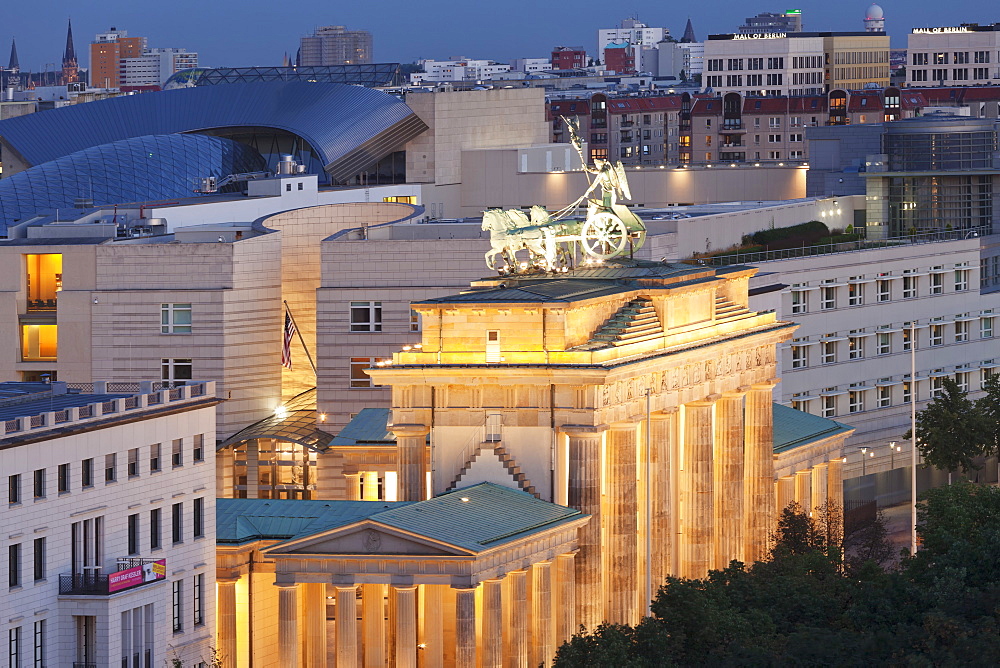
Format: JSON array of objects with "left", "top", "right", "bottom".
[
  {"left": 89, "top": 27, "right": 145, "bottom": 88},
  {"left": 299, "top": 25, "right": 372, "bottom": 66},
  {"left": 0, "top": 380, "right": 218, "bottom": 667},
  {"left": 120, "top": 48, "right": 198, "bottom": 89},
  {"left": 598, "top": 18, "right": 669, "bottom": 54},
  {"left": 738, "top": 10, "right": 804, "bottom": 35},
  {"left": 906, "top": 23, "right": 1000, "bottom": 87}
]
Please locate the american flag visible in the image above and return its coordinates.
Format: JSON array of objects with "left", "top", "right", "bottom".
[{"left": 281, "top": 310, "right": 296, "bottom": 370}]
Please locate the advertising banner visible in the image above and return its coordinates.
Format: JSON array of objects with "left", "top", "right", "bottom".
[{"left": 108, "top": 559, "right": 166, "bottom": 594}]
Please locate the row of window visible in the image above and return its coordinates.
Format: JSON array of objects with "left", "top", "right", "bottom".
[
  {"left": 7, "top": 620, "right": 45, "bottom": 668},
  {"left": 351, "top": 302, "right": 422, "bottom": 333},
  {"left": 171, "top": 575, "right": 206, "bottom": 634},
  {"left": 706, "top": 57, "right": 785, "bottom": 72},
  {"left": 790, "top": 268, "right": 972, "bottom": 313},
  {"left": 911, "top": 68, "right": 994, "bottom": 82},
  {"left": 6, "top": 437, "right": 204, "bottom": 503},
  {"left": 127, "top": 498, "right": 206, "bottom": 556},
  {"left": 912, "top": 51, "right": 994, "bottom": 66},
  {"left": 709, "top": 73, "right": 785, "bottom": 88}
]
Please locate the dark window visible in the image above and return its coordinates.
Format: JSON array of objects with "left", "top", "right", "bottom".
[
  {"left": 32, "top": 538, "right": 45, "bottom": 581},
  {"left": 128, "top": 448, "right": 139, "bottom": 477},
  {"left": 193, "top": 435, "right": 204, "bottom": 463},
  {"left": 104, "top": 453, "right": 116, "bottom": 483},
  {"left": 172, "top": 580, "right": 183, "bottom": 632},
  {"left": 150, "top": 508, "right": 162, "bottom": 550},
  {"left": 193, "top": 574, "right": 204, "bottom": 626},
  {"left": 172, "top": 439, "right": 183, "bottom": 468},
  {"left": 128, "top": 514, "right": 140, "bottom": 555},
  {"left": 8, "top": 544, "right": 20, "bottom": 587},
  {"left": 57, "top": 464, "right": 69, "bottom": 493},
  {"left": 172, "top": 503, "right": 183, "bottom": 544},
  {"left": 82, "top": 459, "right": 93, "bottom": 488},
  {"left": 32, "top": 469, "right": 45, "bottom": 498},
  {"left": 8, "top": 474, "right": 20, "bottom": 504},
  {"left": 150, "top": 444, "right": 161, "bottom": 472},
  {"left": 193, "top": 498, "right": 204, "bottom": 538}
]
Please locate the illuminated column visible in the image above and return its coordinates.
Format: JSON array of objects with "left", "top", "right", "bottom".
[
  {"left": 743, "top": 383, "right": 776, "bottom": 564},
  {"left": 303, "top": 583, "right": 328, "bottom": 667},
  {"left": 216, "top": 578, "right": 238, "bottom": 668},
  {"left": 362, "top": 584, "right": 385, "bottom": 668},
  {"left": 393, "top": 585, "right": 418, "bottom": 668},
  {"left": 509, "top": 569, "right": 529, "bottom": 668},
  {"left": 393, "top": 425, "right": 429, "bottom": 502},
  {"left": 421, "top": 585, "right": 444, "bottom": 668},
  {"left": 276, "top": 583, "right": 299, "bottom": 668},
  {"left": 812, "top": 463, "right": 829, "bottom": 514},
  {"left": 481, "top": 578, "right": 503, "bottom": 668},
  {"left": 794, "top": 470, "right": 812, "bottom": 512},
  {"left": 362, "top": 471, "right": 380, "bottom": 501},
  {"left": 562, "top": 424, "right": 606, "bottom": 629},
  {"left": 531, "top": 561, "right": 554, "bottom": 667},
  {"left": 776, "top": 476, "right": 796, "bottom": 515},
  {"left": 554, "top": 553, "right": 576, "bottom": 647},
  {"left": 246, "top": 439, "right": 260, "bottom": 497},
  {"left": 455, "top": 586, "right": 477, "bottom": 668},
  {"left": 713, "top": 392, "right": 744, "bottom": 569},
  {"left": 681, "top": 399, "right": 715, "bottom": 579},
  {"left": 606, "top": 422, "right": 638, "bottom": 625},
  {"left": 344, "top": 472, "right": 362, "bottom": 501},
  {"left": 650, "top": 410, "right": 677, "bottom": 587},
  {"left": 335, "top": 585, "right": 358, "bottom": 668},
  {"left": 827, "top": 458, "right": 845, "bottom": 545}
]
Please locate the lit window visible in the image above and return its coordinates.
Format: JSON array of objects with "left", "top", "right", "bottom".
[
  {"left": 848, "top": 279, "right": 864, "bottom": 306},
  {"left": 848, "top": 389, "right": 864, "bottom": 414},
  {"left": 821, "top": 339, "right": 837, "bottom": 364},
  {"left": 877, "top": 384, "right": 892, "bottom": 408},
  {"left": 929, "top": 324, "right": 943, "bottom": 346},
  {"left": 822, "top": 394, "right": 836, "bottom": 418},
  {"left": 791, "top": 345, "right": 808, "bottom": 369},
  {"left": 21, "top": 325, "right": 57, "bottom": 361},
  {"left": 848, "top": 336, "right": 865, "bottom": 360}
]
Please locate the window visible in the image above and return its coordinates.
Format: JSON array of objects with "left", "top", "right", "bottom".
[
  {"left": 791, "top": 345, "right": 808, "bottom": 369},
  {"left": 104, "top": 453, "right": 116, "bottom": 483},
  {"left": 877, "top": 332, "right": 891, "bottom": 355},
  {"left": 172, "top": 439, "right": 183, "bottom": 467},
  {"left": 929, "top": 324, "right": 943, "bottom": 347},
  {"left": 9, "top": 627, "right": 20, "bottom": 667},
  {"left": 789, "top": 133, "right": 803, "bottom": 142},
  {"left": 128, "top": 448, "right": 139, "bottom": 477},
  {"left": 57, "top": 463, "right": 69, "bottom": 493},
  {"left": 821, "top": 286, "right": 836, "bottom": 310},
  {"left": 903, "top": 380, "right": 912, "bottom": 404},
  {"left": 877, "top": 279, "right": 891, "bottom": 302},
  {"left": 150, "top": 508, "right": 162, "bottom": 550},
  {"left": 848, "top": 279, "right": 863, "bottom": 306},
  {"left": 933, "top": 52, "right": 949, "bottom": 65},
  {"left": 913, "top": 52, "right": 928, "bottom": 65},
  {"left": 930, "top": 272, "right": 944, "bottom": 295},
  {"left": 955, "top": 269, "right": 969, "bottom": 292},
  {"left": 956, "top": 371, "right": 970, "bottom": 393},
  {"left": 767, "top": 57, "right": 783, "bottom": 70},
  {"left": 350, "top": 357, "right": 387, "bottom": 389},
  {"left": 9, "top": 474, "right": 20, "bottom": 504},
  {"left": 768, "top": 134, "right": 781, "bottom": 143},
  {"left": 193, "top": 434, "right": 204, "bottom": 462},
  {"left": 769, "top": 117, "right": 781, "bottom": 128},
  {"left": 848, "top": 389, "right": 864, "bottom": 414},
  {"left": 902, "top": 273, "right": 917, "bottom": 299},
  {"left": 849, "top": 336, "right": 865, "bottom": 360},
  {"left": 748, "top": 57, "right": 763, "bottom": 70},
  {"left": 822, "top": 395, "right": 836, "bottom": 418},
  {"left": 160, "top": 303, "right": 192, "bottom": 334},
  {"left": 931, "top": 372, "right": 945, "bottom": 398},
  {"left": 193, "top": 498, "right": 205, "bottom": 538},
  {"left": 9, "top": 543, "right": 20, "bottom": 587},
  {"left": 161, "top": 358, "right": 193, "bottom": 386},
  {"left": 172, "top": 580, "right": 184, "bottom": 632},
  {"left": 150, "top": 444, "right": 161, "bottom": 472},
  {"left": 409, "top": 309, "right": 422, "bottom": 332},
  {"left": 193, "top": 574, "right": 205, "bottom": 626},
  {"left": 128, "top": 514, "right": 140, "bottom": 555},
  {"left": 32, "top": 620, "right": 44, "bottom": 668},
  {"left": 71, "top": 517, "right": 103, "bottom": 578},
  {"left": 790, "top": 289, "right": 807, "bottom": 314},
  {"left": 32, "top": 538, "right": 45, "bottom": 581},
  {"left": 955, "top": 319, "right": 969, "bottom": 343},
  {"left": 32, "top": 469, "right": 44, "bottom": 499},
  {"left": 82, "top": 459, "right": 93, "bottom": 488},
  {"left": 975, "top": 50, "right": 990, "bottom": 63},
  {"left": 821, "top": 340, "right": 837, "bottom": 365},
  {"left": 903, "top": 325, "right": 913, "bottom": 352},
  {"left": 172, "top": 503, "right": 183, "bottom": 544},
  {"left": 982, "top": 316, "right": 994, "bottom": 339},
  {"left": 932, "top": 68, "right": 947, "bottom": 81},
  {"left": 877, "top": 384, "right": 892, "bottom": 408},
  {"left": 350, "top": 301, "right": 382, "bottom": 332}
]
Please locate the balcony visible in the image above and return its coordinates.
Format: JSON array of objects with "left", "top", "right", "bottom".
[
  {"left": 26, "top": 297, "right": 57, "bottom": 312},
  {"left": 59, "top": 558, "right": 165, "bottom": 596}
]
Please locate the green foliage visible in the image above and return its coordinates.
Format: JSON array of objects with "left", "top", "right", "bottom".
[
  {"left": 749, "top": 220, "right": 828, "bottom": 246},
  {"left": 914, "top": 377, "right": 990, "bottom": 473},
  {"left": 553, "top": 487, "right": 1000, "bottom": 666}
]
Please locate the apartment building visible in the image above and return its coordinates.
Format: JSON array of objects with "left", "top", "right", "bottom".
[
  {"left": 90, "top": 27, "right": 145, "bottom": 88},
  {"left": 907, "top": 24, "right": 1000, "bottom": 87},
  {"left": 299, "top": 25, "right": 372, "bottom": 66},
  {"left": 0, "top": 380, "right": 217, "bottom": 667}
]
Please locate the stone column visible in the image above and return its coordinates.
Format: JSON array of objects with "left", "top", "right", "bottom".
[
  {"left": 508, "top": 569, "right": 529, "bottom": 668},
  {"left": 743, "top": 383, "right": 776, "bottom": 564},
  {"left": 276, "top": 583, "right": 299, "bottom": 668},
  {"left": 713, "top": 393, "right": 744, "bottom": 569},
  {"left": 246, "top": 439, "right": 260, "bottom": 498},
  {"left": 827, "top": 458, "right": 845, "bottom": 545},
  {"left": 216, "top": 578, "right": 238, "bottom": 668},
  {"left": 362, "top": 471, "right": 380, "bottom": 501},
  {"left": 794, "top": 470, "right": 812, "bottom": 512},
  {"left": 393, "top": 585, "right": 418, "bottom": 668},
  {"left": 481, "top": 579, "right": 504, "bottom": 668},
  {"left": 650, "top": 410, "right": 677, "bottom": 588},
  {"left": 554, "top": 554, "right": 576, "bottom": 647},
  {"left": 455, "top": 586, "right": 477, "bottom": 668},
  {"left": 336, "top": 585, "right": 358, "bottom": 668},
  {"left": 393, "top": 425, "right": 429, "bottom": 502},
  {"left": 303, "top": 583, "right": 328, "bottom": 668},
  {"left": 361, "top": 584, "right": 385, "bottom": 668},
  {"left": 344, "top": 472, "right": 362, "bottom": 501},
  {"left": 682, "top": 399, "right": 715, "bottom": 579},
  {"left": 812, "top": 463, "right": 829, "bottom": 515},
  {"left": 531, "top": 561, "right": 554, "bottom": 667},
  {"left": 561, "top": 424, "right": 606, "bottom": 630},
  {"left": 421, "top": 585, "right": 443, "bottom": 668},
  {"left": 776, "top": 476, "right": 796, "bottom": 515},
  {"left": 606, "top": 422, "right": 638, "bottom": 625}
]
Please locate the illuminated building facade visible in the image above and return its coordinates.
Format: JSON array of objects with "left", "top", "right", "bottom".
[{"left": 907, "top": 24, "right": 1000, "bottom": 87}]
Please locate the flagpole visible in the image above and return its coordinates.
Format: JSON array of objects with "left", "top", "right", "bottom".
[{"left": 283, "top": 300, "right": 317, "bottom": 376}]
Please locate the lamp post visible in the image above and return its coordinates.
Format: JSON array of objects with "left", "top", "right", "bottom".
[
  {"left": 859, "top": 447, "right": 873, "bottom": 476},
  {"left": 889, "top": 441, "right": 901, "bottom": 469},
  {"left": 910, "top": 321, "right": 918, "bottom": 554}
]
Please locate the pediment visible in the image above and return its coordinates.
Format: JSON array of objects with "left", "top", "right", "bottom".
[{"left": 266, "top": 521, "right": 470, "bottom": 558}]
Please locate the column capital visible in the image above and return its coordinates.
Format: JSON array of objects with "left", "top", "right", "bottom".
[
  {"left": 560, "top": 423, "right": 609, "bottom": 437},
  {"left": 217, "top": 576, "right": 241, "bottom": 585},
  {"left": 687, "top": 394, "right": 720, "bottom": 407},
  {"left": 750, "top": 380, "right": 780, "bottom": 391},
  {"left": 273, "top": 580, "right": 299, "bottom": 589},
  {"left": 651, "top": 407, "right": 678, "bottom": 419},
  {"left": 609, "top": 420, "right": 639, "bottom": 432},
  {"left": 392, "top": 423, "right": 429, "bottom": 437}
]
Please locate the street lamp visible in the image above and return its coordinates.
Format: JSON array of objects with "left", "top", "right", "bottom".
[
  {"left": 860, "top": 447, "right": 874, "bottom": 476},
  {"left": 889, "top": 441, "right": 901, "bottom": 469}
]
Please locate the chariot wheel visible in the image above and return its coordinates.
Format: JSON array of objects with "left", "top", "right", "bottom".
[{"left": 581, "top": 212, "right": 628, "bottom": 259}]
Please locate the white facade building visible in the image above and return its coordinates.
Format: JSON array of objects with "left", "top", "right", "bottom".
[
  {"left": 598, "top": 19, "right": 669, "bottom": 53},
  {"left": 678, "top": 42, "right": 705, "bottom": 79},
  {"left": 510, "top": 58, "right": 551, "bottom": 74},
  {"left": 121, "top": 48, "right": 198, "bottom": 87},
  {"left": 411, "top": 58, "right": 512, "bottom": 83},
  {"left": 0, "top": 380, "right": 218, "bottom": 668},
  {"left": 704, "top": 33, "right": 825, "bottom": 97},
  {"left": 906, "top": 24, "right": 1000, "bottom": 87}
]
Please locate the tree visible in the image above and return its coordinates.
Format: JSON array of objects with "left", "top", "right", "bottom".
[
  {"left": 975, "top": 372, "right": 1000, "bottom": 458},
  {"left": 912, "top": 377, "right": 988, "bottom": 474}
]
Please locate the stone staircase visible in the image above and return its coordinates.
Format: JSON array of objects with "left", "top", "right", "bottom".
[
  {"left": 576, "top": 297, "right": 664, "bottom": 350},
  {"left": 715, "top": 295, "right": 754, "bottom": 322},
  {"left": 447, "top": 442, "right": 538, "bottom": 497}
]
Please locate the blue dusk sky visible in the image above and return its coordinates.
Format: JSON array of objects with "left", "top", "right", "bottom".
[{"left": 1, "top": 1, "right": 996, "bottom": 73}]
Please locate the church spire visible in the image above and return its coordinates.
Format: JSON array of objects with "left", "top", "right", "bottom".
[
  {"left": 61, "top": 19, "right": 79, "bottom": 84},
  {"left": 8, "top": 38, "right": 19, "bottom": 71},
  {"left": 681, "top": 18, "right": 697, "bottom": 43}
]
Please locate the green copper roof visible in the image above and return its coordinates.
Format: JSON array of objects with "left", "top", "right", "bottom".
[
  {"left": 217, "top": 497, "right": 406, "bottom": 544},
  {"left": 772, "top": 403, "right": 854, "bottom": 453},
  {"left": 329, "top": 407, "right": 398, "bottom": 446}
]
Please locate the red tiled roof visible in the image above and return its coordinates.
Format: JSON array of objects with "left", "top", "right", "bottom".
[
  {"left": 548, "top": 99, "right": 591, "bottom": 115},
  {"left": 690, "top": 98, "right": 721, "bottom": 114},
  {"left": 847, "top": 92, "right": 884, "bottom": 112},
  {"left": 899, "top": 91, "right": 928, "bottom": 109},
  {"left": 605, "top": 96, "right": 683, "bottom": 113}
]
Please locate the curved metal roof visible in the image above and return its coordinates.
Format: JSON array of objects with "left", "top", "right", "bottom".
[
  {"left": 217, "top": 388, "right": 335, "bottom": 452},
  {"left": 0, "top": 81, "right": 427, "bottom": 183},
  {"left": 0, "top": 134, "right": 265, "bottom": 234}
]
